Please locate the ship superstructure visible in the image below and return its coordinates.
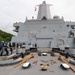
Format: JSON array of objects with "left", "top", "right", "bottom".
[{"left": 11, "top": 1, "right": 75, "bottom": 48}]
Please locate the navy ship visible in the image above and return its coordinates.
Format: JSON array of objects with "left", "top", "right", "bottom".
[{"left": 11, "top": 1, "right": 75, "bottom": 49}]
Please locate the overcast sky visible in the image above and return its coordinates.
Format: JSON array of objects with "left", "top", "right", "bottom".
[{"left": 0, "top": 0, "right": 75, "bottom": 35}]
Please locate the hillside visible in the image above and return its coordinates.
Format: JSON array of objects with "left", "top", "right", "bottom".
[{"left": 0, "top": 30, "right": 13, "bottom": 42}]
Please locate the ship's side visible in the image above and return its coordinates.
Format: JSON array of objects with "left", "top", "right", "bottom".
[{"left": 11, "top": 1, "right": 75, "bottom": 48}]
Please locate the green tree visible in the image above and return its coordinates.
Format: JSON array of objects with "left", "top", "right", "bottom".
[{"left": 0, "top": 29, "right": 13, "bottom": 42}]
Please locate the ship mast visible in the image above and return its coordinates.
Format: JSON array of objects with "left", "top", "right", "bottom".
[{"left": 37, "top": 1, "right": 51, "bottom": 20}]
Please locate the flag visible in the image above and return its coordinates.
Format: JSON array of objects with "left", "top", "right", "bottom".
[{"left": 35, "top": 7, "right": 37, "bottom": 11}]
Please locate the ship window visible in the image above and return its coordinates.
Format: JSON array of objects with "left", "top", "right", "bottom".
[
  {"left": 67, "top": 25, "right": 69, "bottom": 27},
  {"left": 43, "top": 26, "right": 46, "bottom": 29}
]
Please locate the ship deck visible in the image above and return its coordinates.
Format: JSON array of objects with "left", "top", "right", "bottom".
[{"left": 0, "top": 49, "right": 75, "bottom": 75}]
